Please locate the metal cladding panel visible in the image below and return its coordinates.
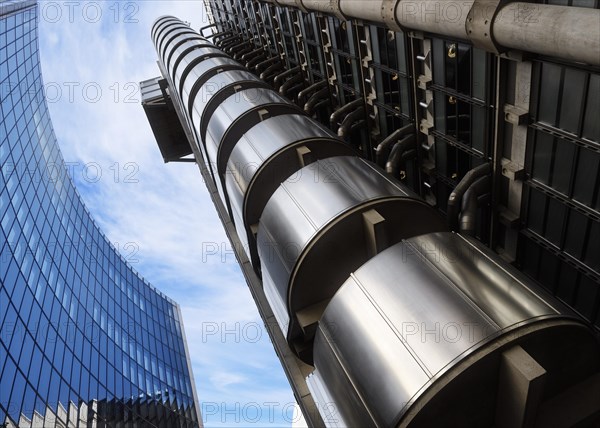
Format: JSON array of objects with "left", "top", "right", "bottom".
[
  {"left": 174, "top": 46, "right": 227, "bottom": 82},
  {"left": 151, "top": 16, "right": 175, "bottom": 40},
  {"left": 157, "top": 24, "right": 192, "bottom": 58},
  {"left": 153, "top": 18, "right": 181, "bottom": 48},
  {"left": 163, "top": 29, "right": 204, "bottom": 67},
  {"left": 315, "top": 280, "right": 432, "bottom": 427},
  {"left": 171, "top": 44, "right": 219, "bottom": 79},
  {"left": 189, "top": 70, "right": 262, "bottom": 145},
  {"left": 180, "top": 57, "right": 244, "bottom": 113},
  {"left": 257, "top": 156, "right": 448, "bottom": 344},
  {"left": 167, "top": 38, "right": 213, "bottom": 76},
  {"left": 312, "top": 232, "right": 590, "bottom": 427},
  {"left": 205, "top": 88, "right": 293, "bottom": 171},
  {"left": 223, "top": 115, "right": 355, "bottom": 264},
  {"left": 206, "top": 89, "right": 294, "bottom": 208}
]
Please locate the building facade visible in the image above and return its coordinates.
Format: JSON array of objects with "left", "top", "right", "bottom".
[
  {"left": 0, "top": 1, "right": 201, "bottom": 426},
  {"left": 144, "top": 1, "right": 600, "bottom": 427}
]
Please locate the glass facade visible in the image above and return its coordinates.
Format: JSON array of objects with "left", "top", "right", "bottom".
[{"left": 0, "top": 1, "right": 200, "bottom": 427}]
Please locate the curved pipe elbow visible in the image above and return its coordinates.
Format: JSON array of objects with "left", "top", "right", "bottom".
[
  {"left": 279, "top": 73, "right": 305, "bottom": 96},
  {"left": 447, "top": 163, "right": 491, "bottom": 231},
  {"left": 304, "top": 86, "right": 330, "bottom": 115},
  {"left": 233, "top": 44, "right": 255, "bottom": 60},
  {"left": 298, "top": 80, "right": 328, "bottom": 103},
  {"left": 246, "top": 52, "right": 268, "bottom": 69},
  {"left": 274, "top": 66, "right": 302, "bottom": 88},
  {"left": 385, "top": 135, "right": 416, "bottom": 177},
  {"left": 375, "top": 124, "right": 414, "bottom": 167},
  {"left": 260, "top": 62, "right": 284, "bottom": 81},
  {"left": 241, "top": 48, "right": 264, "bottom": 62},
  {"left": 330, "top": 99, "right": 363, "bottom": 128},
  {"left": 459, "top": 175, "right": 491, "bottom": 236},
  {"left": 337, "top": 107, "right": 365, "bottom": 138},
  {"left": 255, "top": 56, "right": 280, "bottom": 73}
]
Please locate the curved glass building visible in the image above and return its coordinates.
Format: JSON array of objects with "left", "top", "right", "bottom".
[{"left": 0, "top": 1, "right": 201, "bottom": 427}]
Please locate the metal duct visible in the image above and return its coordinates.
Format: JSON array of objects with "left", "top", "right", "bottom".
[
  {"left": 174, "top": 47, "right": 229, "bottom": 95},
  {"left": 166, "top": 39, "right": 214, "bottom": 77},
  {"left": 179, "top": 57, "right": 245, "bottom": 117},
  {"left": 257, "top": 156, "right": 447, "bottom": 361},
  {"left": 188, "top": 70, "right": 267, "bottom": 174},
  {"left": 204, "top": 88, "right": 301, "bottom": 215},
  {"left": 309, "top": 232, "right": 600, "bottom": 427},
  {"left": 225, "top": 115, "right": 355, "bottom": 269}
]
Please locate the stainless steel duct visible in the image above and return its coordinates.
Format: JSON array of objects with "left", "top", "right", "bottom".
[
  {"left": 188, "top": 69, "right": 268, "bottom": 176},
  {"left": 309, "top": 232, "right": 600, "bottom": 427},
  {"left": 166, "top": 39, "right": 214, "bottom": 77},
  {"left": 174, "top": 47, "right": 229, "bottom": 95},
  {"left": 257, "top": 156, "right": 448, "bottom": 361},
  {"left": 225, "top": 115, "right": 355, "bottom": 268},
  {"left": 204, "top": 87, "right": 302, "bottom": 208}
]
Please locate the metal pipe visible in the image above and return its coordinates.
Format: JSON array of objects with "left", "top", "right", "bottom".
[
  {"left": 255, "top": 56, "right": 280, "bottom": 73},
  {"left": 246, "top": 52, "right": 268, "bottom": 69},
  {"left": 273, "top": 66, "right": 302, "bottom": 87},
  {"left": 285, "top": 82, "right": 306, "bottom": 99},
  {"left": 459, "top": 175, "right": 491, "bottom": 236},
  {"left": 337, "top": 107, "right": 365, "bottom": 138},
  {"left": 241, "top": 47, "right": 264, "bottom": 62},
  {"left": 395, "top": 0, "right": 473, "bottom": 39},
  {"left": 221, "top": 36, "right": 243, "bottom": 51},
  {"left": 298, "top": 80, "right": 328, "bottom": 104},
  {"left": 494, "top": 3, "right": 600, "bottom": 66},
  {"left": 385, "top": 134, "right": 416, "bottom": 178},
  {"left": 447, "top": 163, "right": 491, "bottom": 232},
  {"left": 304, "top": 86, "right": 330, "bottom": 115},
  {"left": 301, "top": 0, "right": 600, "bottom": 66},
  {"left": 375, "top": 124, "right": 413, "bottom": 167},
  {"left": 260, "top": 61, "right": 284, "bottom": 81},
  {"left": 233, "top": 45, "right": 255, "bottom": 61},
  {"left": 211, "top": 30, "right": 232, "bottom": 42},
  {"left": 330, "top": 98, "right": 363, "bottom": 128},
  {"left": 199, "top": 23, "right": 218, "bottom": 37},
  {"left": 279, "top": 73, "right": 305, "bottom": 97},
  {"left": 228, "top": 40, "right": 253, "bottom": 56},
  {"left": 339, "top": 0, "right": 384, "bottom": 24}
]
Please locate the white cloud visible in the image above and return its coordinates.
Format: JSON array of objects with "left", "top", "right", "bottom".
[{"left": 38, "top": 2, "right": 296, "bottom": 426}]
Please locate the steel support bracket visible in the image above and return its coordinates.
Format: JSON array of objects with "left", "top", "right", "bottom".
[
  {"left": 419, "top": 119, "right": 434, "bottom": 135},
  {"left": 504, "top": 104, "right": 529, "bottom": 126},
  {"left": 418, "top": 75, "right": 432, "bottom": 90},
  {"left": 466, "top": 0, "right": 508, "bottom": 53},
  {"left": 501, "top": 158, "right": 526, "bottom": 181}
]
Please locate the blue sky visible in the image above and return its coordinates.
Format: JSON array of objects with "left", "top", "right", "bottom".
[{"left": 37, "top": 1, "right": 304, "bottom": 426}]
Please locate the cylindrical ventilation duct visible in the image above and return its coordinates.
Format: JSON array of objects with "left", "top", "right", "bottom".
[
  {"left": 223, "top": 115, "right": 356, "bottom": 269},
  {"left": 154, "top": 17, "right": 359, "bottom": 274},
  {"left": 204, "top": 87, "right": 303, "bottom": 214},
  {"left": 309, "top": 232, "right": 600, "bottom": 427},
  {"left": 257, "top": 156, "right": 448, "bottom": 361}
]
